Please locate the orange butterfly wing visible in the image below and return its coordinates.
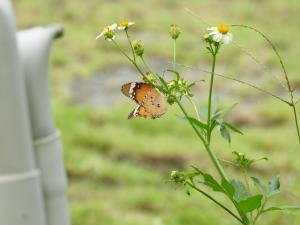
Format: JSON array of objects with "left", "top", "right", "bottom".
[
  {"left": 121, "top": 82, "right": 167, "bottom": 119},
  {"left": 141, "top": 89, "right": 167, "bottom": 118},
  {"left": 121, "top": 82, "right": 153, "bottom": 104},
  {"left": 128, "top": 105, "right": 152, "bottom": 119}
]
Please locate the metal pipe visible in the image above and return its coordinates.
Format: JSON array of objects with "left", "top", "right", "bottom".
[
  {"left": 18, "top": 25, "right": 71, "bottom": 225},
  {"left": 0, "top": 1, "right": 47, "bottom": 225}
]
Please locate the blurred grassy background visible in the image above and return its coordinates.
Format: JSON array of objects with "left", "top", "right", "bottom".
[{"left": 13, "top": 0, "right": 300, "bottom": 224}]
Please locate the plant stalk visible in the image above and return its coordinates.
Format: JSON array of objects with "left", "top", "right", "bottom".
[
  {"left": 125, "top": 29, "right": 136, "bottom": 61},
  {"left": 176, "top": 99, "right": 228, "bottom": 181},
  {"left": 173, "top": 39, "right": 176, "bottom": 71},
  {"left": 207, "top": 53, "right": 217, "bottom": 145},
  {"left": 186, "top": 181, "right": 245, "bottom": 224}
]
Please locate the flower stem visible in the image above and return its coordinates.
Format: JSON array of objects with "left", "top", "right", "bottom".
[
  {"left": 173, "top": 39, "right": 176, "bottom": 71},
  {"left": 112, "top": 40, "right": 133, "bottom": 63},
  {"left": 113, "top": 40, "right": 148, "bottom": 78},
  {"left": 207, "top": 52, "right": 217, "bottom": 145},
  {"left": 186, "top": 181, "right": 245, "bottom": 224},
  {"left": 125, "top": 29, "right": 136, "bottom": 61},
  {"left": 141, "top": 56, "right": 152, "bottom": 73},
  {"left": 175, "top": 99, "right": 228, "bottom": 181}
]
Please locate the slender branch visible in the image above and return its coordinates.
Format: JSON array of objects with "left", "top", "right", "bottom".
[
  {"left": 186, "top": 181, "right": 244, "bottom": 224},
  {"left": 175, "top": 62, "right": 291, "bottom": 105},
  {"left": 125, "top": 29, "right": 136, "bottom": 61},
  {"left": 207, "top": 53, "right": 217, "bottom": 145},
  {"left": 215, "top": 73, "right": 291, "bottom": 105},
  {"left": 112, "top": 40, "right": 133, "bottom": 63},
  {"left": 173, "top": 39, "right": 177, "bottom": 71},
  {"left": 141, "top": 56, "right": 152, "bottom": 73},
  {"left": 254, "top": 197, "right": 268, "bottom": 224},
  {"left": 186, "top": 96, "right": 200, "bottom": 121},
  {"left": 231, "top": 24, "right": 300, "bottom": 143},
  {"left": 176, "top": 99, "right": 228, "bottom": 181},
  {"left": 113, "top": 40, "right": 148, "bottom": 81}
]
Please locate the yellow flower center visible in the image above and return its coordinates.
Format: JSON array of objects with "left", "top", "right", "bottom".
[
  {"left": 217, "top": 24, "right": 229, "bottom": 34},
  {"left": 119, "top": 21, "right": 129, "bottom": 27}
]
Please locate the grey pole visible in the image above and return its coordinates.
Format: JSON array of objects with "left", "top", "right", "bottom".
[
  {"left": 18, "top": 26, "right": 71, "bottom": 225},
  {"left": 0, "top": 0, "right": 47, "bottom": 225}
]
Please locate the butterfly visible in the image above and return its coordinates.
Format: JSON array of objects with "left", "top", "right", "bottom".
[{"left": 121, "top": 82, "right": 167, "bottom": 119}]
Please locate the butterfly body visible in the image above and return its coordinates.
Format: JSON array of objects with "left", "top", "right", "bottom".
[{"left": 121, "top": 82, "right": 167, "bottom": 119}]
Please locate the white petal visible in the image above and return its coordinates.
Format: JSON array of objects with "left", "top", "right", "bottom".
[
  {"left": 213, "top": 33, "right": 223, "bottom": 42},
  {"left": 207, "top": 27, "right": 217, "bottom": 31},
  {"left": 117, "top": 26, "right": 125, "bottom": 30},
  {"left": 95, "top": 32, "right": 104, "bottom": 40},
  {"left": 222, "top": 33, "right": 232, "bottom": 44},
  {"left": 128, "top": 22, "right": 135, "bottom": 26},
  {"left": 110, "top": 23, "right": 117, "bottom": 30},
  {"left": 209, "top": 31, "right": 219, "bottom": 36}
]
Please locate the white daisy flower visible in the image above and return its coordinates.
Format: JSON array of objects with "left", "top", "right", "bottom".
[
  {"left": 118, "top": 21, "right": 135, "bottom": 30},
  {"left": 208, "top": 24, "right": 233, "bottom": 44},
  {"left": 96, "top": 23, "right": 117, "bottom": 40}
]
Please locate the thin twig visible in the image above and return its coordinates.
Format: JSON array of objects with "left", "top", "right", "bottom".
[
  {"left": 186, "top": 181, "right": 244, "bottom": 224},
  {"left": 176, "top": 62, "right": 291, "bottom": 105},
  {"left": 231, "top": 24, "right": 300, "bottom": 143}
]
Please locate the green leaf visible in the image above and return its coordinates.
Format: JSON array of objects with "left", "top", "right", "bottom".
[
  {"left": 185, "top": 186, "right": 191, "bottom": 196},
  {"left": 268, "top": 176, "right": 280, "bottom": 197},
  {"left": 201, "top": 173, "right": 224, "bottom": 193},
  {"left": 157, "top": 75, "right": 169, "bottom": 88},
  {"left": 191, "top": 166, "right": 224, "bottom": 193},
  {"left": 263, "top": 205, "right": 300, "bottom": 214},
  {"left": 176, "top": 115, "right": 207, "bottom": 132},
  {"left": 188, "top": 82, "right": 196, "bottom": 88},
  {"left": 213, "top": 103, "right": 238, "bottom": 119},
  {"left": 221, "top": 178, "right": 235, "bottom": 199},
  {"left": 224, "top": 122, "right": 243, "bottom": 135},
  {"left": 167, "top": 69, "right": 180, "bottom": 81},
  {"left": 238, "top": 195, "right": 263, "bottom": 213},
  {"left": 251, "top": 177, "right": 267, "bottom": 195},
  {"left": 231, "top": 180, "right": 251, "bottom": 202},
  {"left": 219, "top": 123, "right": 231, "bottom": 144},
  {"left": 186, "top": 116, "right": 208, "bottom": 130}
]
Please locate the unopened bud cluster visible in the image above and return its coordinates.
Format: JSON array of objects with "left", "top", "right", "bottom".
[
  {"left": 132, "top": 40, "right": 144, "bottom": 57},
  {"left": 170, "top": 24, "right": 181, "bottom": 40}
]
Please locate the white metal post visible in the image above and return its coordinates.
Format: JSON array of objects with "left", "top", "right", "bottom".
[
  {"left": 18, "top": 26, "right": 71, "bottom": 225},
  {"left": 0, "top": 1, "right": 47, "bottom": 225}
]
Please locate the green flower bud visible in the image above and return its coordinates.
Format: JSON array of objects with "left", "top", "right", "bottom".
[
  {"left": 132, "top": 40, "right": 144, "bottom": 57},
  {"left": 104, "top": 30, "right": 115, "bottom": 41},
  {"left": 170, "top": 170, "right": 185, "bottom": 183},
  {"left": 170, "top": 24, "right": 181, "bottom": 40},
  {"left": 143, "top": 72, "right": 157, "bottom": 83},
  {"left": 232, "top": 151, "right": 254, "bottom": 170},
  {"left": 167, "top": 95, "right": 176, "bottom": 105}
]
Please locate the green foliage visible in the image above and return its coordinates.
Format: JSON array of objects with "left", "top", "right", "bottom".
[
  {"left": 262, "top": 206, "right": 300, "bottom": 214},
  {"left": 231, "top": 179, "right": 251, "bottom": 202},
  {"left": 238, "top": 195, "right": 263, "bottom": 213}
]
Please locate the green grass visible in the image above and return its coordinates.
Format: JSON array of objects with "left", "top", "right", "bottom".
[
  {"left": 52, "top": 99, "right": 300, "bottom": 225},
  {"left": 13, "top": 0, "right": 300, "bottom": 224}
]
